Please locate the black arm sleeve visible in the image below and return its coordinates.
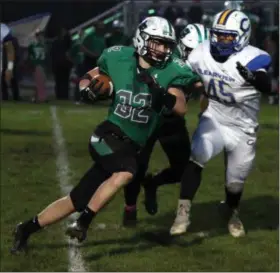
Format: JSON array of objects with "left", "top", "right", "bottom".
[{"left": 250, "top": 71, "right": 272, "bottom": 94}]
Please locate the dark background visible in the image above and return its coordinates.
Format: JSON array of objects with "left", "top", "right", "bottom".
[{"left": 0, "top": 0, "right": 120, "bottom": 37}]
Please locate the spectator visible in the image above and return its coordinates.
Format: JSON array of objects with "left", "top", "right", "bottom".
[
  {"left": 28, "top": 29, "right": 48, "bottom": 103},
  {"left": 163, "top": 0, "right": 185, "bottom": 25},
  {"left": 1, "top": 23, "right": 19, "bottom": 101},
  {"left": 106, "top": 20, "right": 130, "bottom": 47},
  {"left": 67, "top": 29, "right": 85, "bottom": 104},
  {"left": 187, "top": 0, "right": 204, "bottom": 24},
  {"left": 50, "top": 26, "right": 72, "bottom": 100},
  {"left": 140, "top": 0, "right": 164, "bottom": 21},
  {"left": 174, "top": 18, "right": 188, "bottom": 37},
  {"left": 81, "top": 21, "right": 106, "bottom": 72}
]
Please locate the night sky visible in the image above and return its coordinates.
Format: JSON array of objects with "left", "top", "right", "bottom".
[{"left": 1, "top": 0, "right": 120, "bottom": 36}]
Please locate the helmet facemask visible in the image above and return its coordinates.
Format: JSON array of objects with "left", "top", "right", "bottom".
[
  {"left": 139, "top": 31, "right": 175, "bottom": 68},
  {"left": 210, "top": 28, "right": 238, "bottom": 57}
]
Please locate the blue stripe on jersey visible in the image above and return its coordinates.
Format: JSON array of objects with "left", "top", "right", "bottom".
[{"left": 246, "top": 54, "right": 271, "bottom": 71}]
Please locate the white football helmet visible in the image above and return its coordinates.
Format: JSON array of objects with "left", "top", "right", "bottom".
[
  {"left": 210, "top": 9, "right": 251, "bottom": 57},
  {"left": 133, "top": 16, "right": 176, "bottom": 67},
  {"left": 178, "top": 23, "right": 209, "bottom": 60}
]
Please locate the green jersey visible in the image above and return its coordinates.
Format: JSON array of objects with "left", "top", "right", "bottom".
[
  {"left": 97, "top": 46, "right": 198, "bottom": 146},
  {"left": 28, "top": 41, "right": 46, "bottom": 66}
]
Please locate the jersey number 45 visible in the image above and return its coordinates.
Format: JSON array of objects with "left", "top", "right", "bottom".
[{"left": 207, "top": 79, "right": 236, "bottom": 104}]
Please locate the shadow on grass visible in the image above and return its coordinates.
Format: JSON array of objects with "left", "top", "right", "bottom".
[
  {"left": 25, "top": 195, "right": 278, "bottom": 261},
  {"left": 143, "top": 194, "right": 279, "bottom": 236}
]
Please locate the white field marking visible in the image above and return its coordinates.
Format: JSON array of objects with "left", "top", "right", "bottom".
[{"left": 50, "top": 106, "right": 87, "bottom": 272}]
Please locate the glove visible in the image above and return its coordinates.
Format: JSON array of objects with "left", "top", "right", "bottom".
[
  {"left": 236, "top": 61, "right": 255, "bottom": 82},
  {"left": 79, "top": 76, "right": 104, "bottom": 102},
  {"left": 137, "top": 71, "right": 160, "bottom": 89},
  {"left": 137, "top": 71, "right": 166, "bottom": 111}
]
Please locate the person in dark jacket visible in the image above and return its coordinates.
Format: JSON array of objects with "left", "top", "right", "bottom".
[{"left": 50, "top": 27, "right": 72, "bottom": 100}]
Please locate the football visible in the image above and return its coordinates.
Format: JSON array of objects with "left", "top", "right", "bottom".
[{"left": 79, "top": 67, "right": 113, "bottom": 96}]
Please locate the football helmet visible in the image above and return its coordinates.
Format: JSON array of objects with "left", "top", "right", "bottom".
[
  {"left": 210, "top": 9, "right": 251, "bottom": 57},
  {"left": 178, "top": 23, "right": 209, "bottom": 60},
  {"left": 133, "top": 16, "right": 176, "bottom": 67}
]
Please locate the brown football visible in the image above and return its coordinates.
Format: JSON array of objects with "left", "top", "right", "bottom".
[{"left": 79, "top": 67, "right": 113, "bottom": 96}]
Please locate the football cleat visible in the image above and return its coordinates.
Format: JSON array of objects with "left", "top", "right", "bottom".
[
  {"left": 219, "top": 201, "right": 246, "bottom": 238},
  {"left": 65, "top": 221, "right": 87, "bottom": 242},
  {"left": 10, "top": 223, "right": 29, "bottom": 254},
  {"left": 170, "top": 201, "right": 191, "bottom": 236},
  {"left": 228, "top": 210, "right": 245, "bottom": 237},
  {"left": 123, "top": 208, "right": 137, "bottom": 227}
]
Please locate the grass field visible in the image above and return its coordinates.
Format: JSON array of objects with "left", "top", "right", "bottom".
[{"left": 0, "top": 100, "right": 279, "bottom": 272}]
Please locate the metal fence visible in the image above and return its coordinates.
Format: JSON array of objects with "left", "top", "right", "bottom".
[{"left": 70, "top": 0, "right": 279, "bottom": 38}]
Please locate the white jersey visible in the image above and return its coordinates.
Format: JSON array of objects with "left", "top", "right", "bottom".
[
  {"left": 188, "top": 41, "right": 271, "bottom": 134},
  {"left": 1, "top": 23, "right": 12, "bottom": 72}
]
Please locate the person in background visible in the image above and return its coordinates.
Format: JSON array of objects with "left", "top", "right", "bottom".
[
  {"left": 50, "top": 26, "right": 72, "bottom": 100},
  {"left": 81, "top": 21, "right": 106, "bottom": 72},
  {"left": 67, "top": 29, "right": 85, "bottom": 104},
  {"left": 187, "top": 0, "right": 204, "bottom": 24},
  {"left": 140, "top": 0, "right": 164, "bottom": 21},
  {"left": 1, "top": 23, "right": 19, "bottom": 101},
  {"left": 28, "top": 29, "right": 48, "bottom": 103},
  {"left": 163, "top": 0, "right": 185, "bottom": 25},
  {"left": 174, "top": 18, "right": 188, "bottom": 37},
  {"left": 106, "top": 20, "right": 130, "bottom": 47}
]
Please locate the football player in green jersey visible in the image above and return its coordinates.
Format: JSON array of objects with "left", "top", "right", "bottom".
[
  {"left": 11, "top": 17, "right": 199, "bottom": 252},
  {"left": 123, "top": 23, "right": 209, "bottom": 224}
]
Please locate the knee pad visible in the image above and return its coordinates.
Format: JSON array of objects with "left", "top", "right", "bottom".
[
  {"left": 226, "top": 182, "right": 244, "bottom": 194},
  {"left": 190, "top": 137, "right": 214, "bottom": 167}
]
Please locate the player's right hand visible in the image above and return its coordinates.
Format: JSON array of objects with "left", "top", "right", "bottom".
[
  {"left": 79, "top": 78, "right": 104, "bottom": 102},
  {"left": 80, "top": 86, "right": 97, "bottom": 102}
]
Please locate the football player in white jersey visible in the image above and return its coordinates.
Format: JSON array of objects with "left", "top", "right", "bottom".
[
  {"left": 0, "top": 23, "right": 15, "bottom": 85},
  {"left": 170, "top": 9, "right": 272, "bottom": 238}
]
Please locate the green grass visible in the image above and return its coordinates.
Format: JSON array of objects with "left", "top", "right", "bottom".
[{"left": 0, "top": 100, "right": 278, "bottom": 272}]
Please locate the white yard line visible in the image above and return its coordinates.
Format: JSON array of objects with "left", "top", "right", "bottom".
[{"left": 50, "top": 106, "right": 87, "bottom": 272}]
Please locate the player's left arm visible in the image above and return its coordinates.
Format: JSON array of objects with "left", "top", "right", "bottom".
[{"left": 236, "top": 53, "right": 272, "bottom": 93}]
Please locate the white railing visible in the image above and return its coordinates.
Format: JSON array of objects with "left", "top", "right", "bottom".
[{"left": 70, "top": 0, "right": 130, "bottom": 35}]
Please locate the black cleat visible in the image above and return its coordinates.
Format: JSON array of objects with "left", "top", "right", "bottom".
[
  {"left": 10, "top": 223, "right": 29, "bottom": 255},
  {"left": 65, "top": 221, "right": 87, "bottom": 242},
  {"left": 123, "top": 208, "right": 137, "bottom": 227},
  {"left": 143, "top": 174, "right": 158, "bottom": 215}
]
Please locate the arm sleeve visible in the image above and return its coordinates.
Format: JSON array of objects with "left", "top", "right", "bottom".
[
  {"left": 96, "top": 50, "right": 109, "bottom": 75},
  {"left": 246, "top": 54, "right": 272, "bottom": 72},
  {"left": 246, "top": 53, "right": 272, "bottom": 93},
  {"left": 169, "top": 69, "right": 201, "bottom": 87}
]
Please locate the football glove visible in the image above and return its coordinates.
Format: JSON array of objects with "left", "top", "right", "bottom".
[
  {"left": 236, "top": 61, "right": 255, "bottom": 82},
  {"left": 79, "top": 74, "right": 104, "bottom": 102}
]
